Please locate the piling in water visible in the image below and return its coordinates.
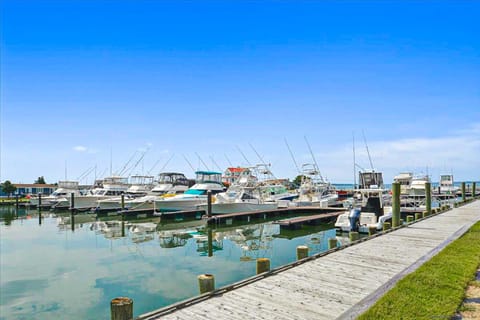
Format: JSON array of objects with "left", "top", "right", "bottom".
[
  {"left": 349, "top": 231, "right": 359, "bottom": 241},
  {"left": 207, "top": 228, "right": 213, "bottom": 257},
  {"left": 425, "top": 182, "right": 432, "bottom": 216},
  {"left": 197, "top": 274, "right": 215, "bottom": 294},
  {"left": 207, "top": 190, "right": 212, "bottom": 218},
  {"left": 296, "top": 245, "right": 309, "bottom": 260},
  {"left": 110, "top": 297, "right": 133, "bottom": 320},
  {"left": 392, "top": 182, "right": 401, "bottom": 227},
  {"left": 121, "top": 194, "right": 125, "bottom": 210},
  {"left": 256, "top": 258, "right": 270, "bottom": 274},
  {"left": 368, "top": 226, "right": 376, "bottom": 236},
  {"left": 70, "top": 193, "right": 75, "bottom": 212},
  {"left": 473, "top": 182, "right": 476, "bottom": 199},
  {"left": 383, "top": 222, "right": 391, "bottom": 231},
  {"left": 328, "top": 238, "right": 338, "bottom": 249},
  {"left": 462, "top": 182, "right": 466, "bottom": 202},
  {"left": 406, "top": 215, "right": 414, "bottom": 223},
  {"left": 38, "top": 193, "right": 42, "bottom": 210}
]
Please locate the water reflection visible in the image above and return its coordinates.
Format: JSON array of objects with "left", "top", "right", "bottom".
[{"left": 1, "top": 207, "right": 356, "bottom": 320}]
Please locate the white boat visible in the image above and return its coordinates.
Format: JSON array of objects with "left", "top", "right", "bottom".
[
  {"left": 439, "top": 174, "right": 459, "bottom": 194},
  {"left": 409, "top": 175, "right": 430, "bottom": 196},
  {"left": 121, "top": 172, "right": 191, "bottom": 211},
  {"left": 95, "top": 175, "right": 155, "bottom": 212},
  {"left": 53, "top": 176, "right": 129, "bottom": 210},
  {"left": 335, "top": 187, "right": 392, "bottom": 233},
  {"left": 29, "top": 180, "right": 82, "bottom": 207},
  {"left": 197, "top": 167, "right": 278, "bottom": 214},
  {"left": 393, "top": 172, "right": 413, "bottom": 195},
  {"left": 154, "top": 171, "right": 225, "bottom": 212},
  {"left": 293, "top": 163, "right": 338, "bottom": 208}
]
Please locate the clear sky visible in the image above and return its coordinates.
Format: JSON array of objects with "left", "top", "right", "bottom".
[{"left": 1, "top": 0, "right": 479, "bottom": 184}]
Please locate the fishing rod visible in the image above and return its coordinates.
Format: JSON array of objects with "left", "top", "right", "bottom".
[
  {"left": 284, "top": 138, "right": 301, "bottom": 174},
  {"left": 304, "top": 136, "right": 324, "bottom": 182}
]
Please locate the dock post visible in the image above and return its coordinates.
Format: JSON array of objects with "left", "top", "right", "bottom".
[
  {"left": 110, "top": 297, "right": 133, "bottom": 320},
  {"left": 383, "top": 222, "right": 391, "bottom": 231},
  {"left": 349, "top": 231, "right": 359, "bottom": 241},
  {"left": 425, "top": 182, "right": 432, "bottom": 215},
  {"left": 207, "top": 190, "right": 212, "bottom": 218},
  {"left": 296, "top": 245, "right": 309, "bottom": 260},
  {"left": 38, "top": 193, "right": 42, "bottom": 211},
  {"left": 207, "top": 227, "right": 213, "bottom": 257},
  {"left": 461, "top": 182, "right": 466, "bottom": 202},
  {"left": 198, "top": 274, "right": 215, "bottom": 294},
  {"left": 472, "top": 182, "right": 476, "bottom": 199},
  {"left": 392, "top": 182, "right": 401, "bottom": 227},
  {"left": 70, "top": 193, "right": 75, "bottom": 231},
  {"left": 406, "top": 215, "right": 414, "bottom": 223},
  {"left": 415, "top": 212, "right": 422, "bottom": 220},
  {"left": 368, "top": 226, "right": 376, "bottom": 236},
  {"left": 328, "top": 238, "right": 338, "bottom": 249},
  {"left": 121, "top": 194, "right": 126, "bottom": 237},
  {"left": 256, "top": 258, "right": 270, "bottom": 274},
  {"left": 15, "top": 194, "right": 19, "bottom": 211}
]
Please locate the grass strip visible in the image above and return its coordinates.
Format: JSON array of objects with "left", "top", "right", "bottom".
[{"left": 358, "top": 221, "right": 480, "bottom": 320}]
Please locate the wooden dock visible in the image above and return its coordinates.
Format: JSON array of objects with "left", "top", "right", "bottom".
[
  {"left": 138, "top": 200, "right": 480, "bottom": 320},
  {"left": 274, "top": 211, "right": 343, "bottom": 229}
]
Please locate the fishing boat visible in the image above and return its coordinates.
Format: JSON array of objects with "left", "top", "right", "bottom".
[
  {"left": 334, "top": 188, "right": 392, "bottom": 233},
  {"left": 335, "top": 171, "right": 392, "bottom": 233},
  {"left": 439, "top": 174, "right": 459, "bottom": 194},
  {"left": 409, "top": 175, "right": 430, "bottom": 196},
  {"left": 121, "top": 172, "right": 191, "bottom": 211},
  {"left": 53, "top": 176, "right": 129, "bottom": 210},
  {"left": 393, "top": 172, "right": 413, "bottom": 195},
  {"left": 293, "top": 163, "right": 338, "bottom": 208},
  {"left": 29, "top": 180, "right": 82, "bottom": 207},
  {"left": 154, "top": 171, "right": 225, "bottom": 212},
  {"left": 197, "top": 167, "right": 278, "bottom": 214}
]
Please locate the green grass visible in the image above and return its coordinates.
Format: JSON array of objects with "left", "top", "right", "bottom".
[{"left": 358, "top": 221, "right": 480, "bottom": 320}]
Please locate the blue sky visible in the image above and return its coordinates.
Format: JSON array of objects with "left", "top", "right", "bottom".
[{"left": 1, "top": 0, "right": 479, "bottom": 184}]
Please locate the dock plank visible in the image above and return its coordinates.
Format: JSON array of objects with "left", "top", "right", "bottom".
[{"left": 139, "top": 201, "right": 480, "bottom": 320}]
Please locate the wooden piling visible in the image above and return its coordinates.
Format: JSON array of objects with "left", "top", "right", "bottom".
[
  {"left": 383, "top": 222, "right": 391, "bottom": 231},
  {"left": 461, "top": 182, "right": 466, "bottom": 202},
  {"left": 406, "top": 215, "right": 414, "bottom": 223},
  {"left": 207, "top": 190, "right": 212, "bottom": 218},
  {"left": 392, "top": 182, "right": 400, "bottom": 227},
  {"left": 38, "top": 193, "right": 42, "bottom": 210},
  {"left": 207, "top": 228, "right": 213, "bottom": 257},
  {"left": 256, "top": 258, "right": 270, "bottom": 274},
  {"left": 473, "top": 182, "right": 476, "bottom": 199},
  {"left": 422, "top": 211, "right": 428, "bottom": 218},
  {"left": 349, "top": 231, "right": 359, "bottom": 241},
  {"left": 296, "top": 245, "right": 309, "bottom": 260},
  {"left": 425, "top": 182, "right": 432, "bottom": 216},
  {"left": 368, "top": 226, "right": 376, "bottom": 236},
  {"left": 15, "top": 194, "right": 19, "bottom": 211},
  {"left": 121, "top": 194, "right": 125, "bottom": 210},
  {"left": 415, "top": 212, "right": 422, "bottom": 220},
  {"left": 197, "top": 274, "right": 215, "bottom": 294},
  {"left": 110, "top": 297, "right": 133, "bottom": 320},
  {"left": 328, "top": 238, "right": 338, "bottom": 249},
  {"left": 70, "top": 193, "right": 75, "bottom": 212}
]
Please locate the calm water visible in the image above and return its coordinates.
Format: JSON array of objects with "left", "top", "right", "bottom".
[{"left": 0, "top": 207, "right": 354, "bottom": 320}]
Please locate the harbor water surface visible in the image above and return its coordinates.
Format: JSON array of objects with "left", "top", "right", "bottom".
[{"left": 0, "top": 207, "right": 355, "bottom": 319}]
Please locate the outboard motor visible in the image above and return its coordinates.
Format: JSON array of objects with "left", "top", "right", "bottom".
[{"left": 348, "top": 208, "right": 361, "bottom": 232}]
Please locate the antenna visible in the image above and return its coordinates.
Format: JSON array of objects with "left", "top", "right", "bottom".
[
  {"left": 284, "top": 138, "right": 301, "bottom": 174},
  {"left": 195, "top": 152, "right": 210, "bottom": 171},
  {"left": 224, "top": 153, "right": 233, "bottom": 167},
  {"left": 236, "top": 145, "right": 252, "bottom": 166},
  {"left": 65, "top": 160, "right": 67, "bottom": 180},
  {"left": 249, "top": 143, "right": 266, "bottom": 166},
  {"left": 304, "top": 136, "right": 324, "bottom": 181},
  {"left": 362, "top": 130, "right": 374, "bottom": 170},
  {"left": 210, "top": 156, "right": 222, "bottom": 172},
  {"left": 182, "top": 154, "right": 196, "bottom": 173},
  {"left": 353, "top": 133, "right": 357, "bottom": 189}
]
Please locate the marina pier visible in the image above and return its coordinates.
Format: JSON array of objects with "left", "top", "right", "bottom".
[{"left": 137, "top": 200, "right": 480, "bottom": 320}]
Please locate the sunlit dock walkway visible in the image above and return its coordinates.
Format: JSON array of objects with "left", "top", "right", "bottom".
[{"left": 139, "top": 201, "right": 480, "bottom": 320}]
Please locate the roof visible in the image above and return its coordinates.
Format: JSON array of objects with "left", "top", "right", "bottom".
[
  {"left": 14, "top": 184, "right": 56, "bottom": 188},
  {"left": 226, "top": 167, "right": 245, "bottom": 173}
]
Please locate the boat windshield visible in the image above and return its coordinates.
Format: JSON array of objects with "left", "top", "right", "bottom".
[{"left": 195, "top": 171, "right": 222, "bottom": 184}]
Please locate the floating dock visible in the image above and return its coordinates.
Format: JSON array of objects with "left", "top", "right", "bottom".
[{"left": 138, "top": 200, "right": 480, "bottom": 320}]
